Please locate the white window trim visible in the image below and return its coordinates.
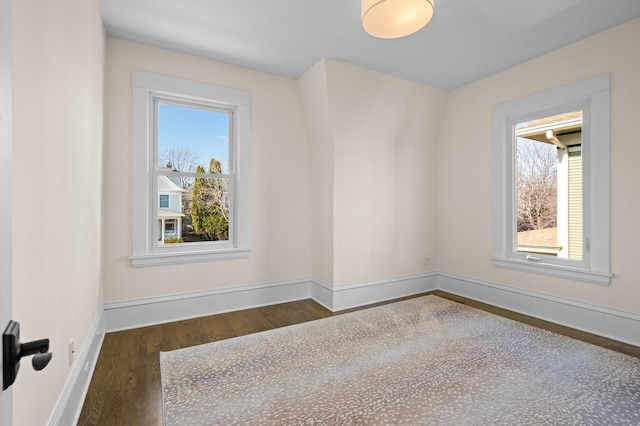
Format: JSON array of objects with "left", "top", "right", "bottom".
[
  {"left": 492, "top": 73, "right": 612, "bottom": 285},
  {"left": 130, "top": 71, "right": 251, "bottom": 267}
]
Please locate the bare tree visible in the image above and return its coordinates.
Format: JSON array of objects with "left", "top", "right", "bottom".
[
  {"left": 159, "top": 145, "right": 200, "bottom": 189},
  {"left": 516, "top": 139, "right": 558, "bottom": 232},
  {"left": 159, "top": 145, "right": 201, "bottom": 234}
]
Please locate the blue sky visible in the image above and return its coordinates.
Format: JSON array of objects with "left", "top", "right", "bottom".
[{"left": 157, "top": 103, "right": 230, "bottom": 173}]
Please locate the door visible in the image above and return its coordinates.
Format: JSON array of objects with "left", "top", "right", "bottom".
[{"left": 0, "top": 0, "right": 13, "bottom": 423}]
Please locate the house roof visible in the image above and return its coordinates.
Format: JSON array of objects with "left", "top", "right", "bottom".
[
  {"left": 516, "top": 112, "right": 582, "bottom": 144},
  {"left": 158, "top": 175, "right": 187, "bottom": 193},
  {"left": 517, "top": 227, "right": 561, "bottom": 253},
  {"left": 158, "top": 209, "right": 185, "bottom": 219}
]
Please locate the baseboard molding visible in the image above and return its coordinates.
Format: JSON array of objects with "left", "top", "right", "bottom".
[
  {"left": 103, "top": 278, "right": 315, "bottom": 332},
  {"left": 54, "top": 271, "right": 639, "bottom": 425},
  {"left": 47, "top": 310, "right": 105, "bottom": 426},
  {"left": 102, "top": 273, "right": 439, "bottom": 332},
  {"left": 318, "top": 273, "right": 438, "bottom": 312},
  {"left": 437, "top": 272, "right": 640, "bottom": 347}
]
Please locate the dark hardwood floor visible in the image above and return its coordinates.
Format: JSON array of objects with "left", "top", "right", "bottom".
[{"left": 77, "top": 291, "right": 639, "bottom": 425}]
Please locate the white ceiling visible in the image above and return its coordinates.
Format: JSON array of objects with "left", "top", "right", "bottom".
[{"left": 98, "top": 0, "right": 640, "bottom": 90}]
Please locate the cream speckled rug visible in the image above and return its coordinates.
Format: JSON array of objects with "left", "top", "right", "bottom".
[{"left": 160, "top": 295, "right": 640, "bottom": 425}]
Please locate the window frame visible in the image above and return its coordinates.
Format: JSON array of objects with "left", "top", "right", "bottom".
[
  {"left": 130, "top": 71, "right": 251, "bottom": 267},
  {"left": 492, "top": 73, "right": 612, "bottom": 285},
  {"left": 158, "top": 194, "right": 169, "bottom": 209}
]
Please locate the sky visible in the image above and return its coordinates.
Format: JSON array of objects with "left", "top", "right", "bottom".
[{"left": 157, "top": 103, "right": 230, "bottom": 173}]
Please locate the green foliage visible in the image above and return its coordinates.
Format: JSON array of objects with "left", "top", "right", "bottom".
[
  {"left": 190, "top": 160, "right": 229, "bottom": 239},
  {"left": 164, "top": 237, "right": 183, "bottom": 244},
  {"left": 209, "top": 158, "right": 222, "bottom": 174},
  {"left": 203, "top": 214, "right": 228, "bottom": 237}
]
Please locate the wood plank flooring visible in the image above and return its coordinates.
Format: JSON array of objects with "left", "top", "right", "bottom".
[{"left": 77, "top": 291, "right": 639, "bottom": 425}]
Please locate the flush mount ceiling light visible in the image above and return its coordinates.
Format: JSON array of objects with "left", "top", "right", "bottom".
[{"left": 362, "top": 0, "right": 435, "bottom": 39}]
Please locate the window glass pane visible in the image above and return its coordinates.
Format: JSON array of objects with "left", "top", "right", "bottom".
[
  {"left": 156, "top": 175, "right": 230, "bottom": 245},
  {"left": 157, "top": 102, "right": 230, "bottom": 174},
  {"left": 187, "top": 177, "right": 230, "bottom": 242},
  {"left": 515, "top": 112, "right": 582, "bottom": 260},
  {"left": 156, "top": 102, "right": 232, "bottom": 246}
]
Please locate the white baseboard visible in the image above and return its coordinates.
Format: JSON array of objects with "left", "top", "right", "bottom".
[
  {"left": 437, "top": 272, "right": 640, "bottom": 347},
  {"left": 54, "top": 271, "right": 639, "bottom": 425},
  {"left": 319, "top": 273, "right": 438, "bottom": 312},
  {"left": 102, "top": 273, "right": 439, "bottom": 332},
  {"left": 47, "top": 311, "right": 105, "bottom": 426},
  {"left": 103, "top": 278, "right": 314, "bottom": 332}
]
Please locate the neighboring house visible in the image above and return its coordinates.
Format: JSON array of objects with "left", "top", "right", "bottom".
[
  {"left": 515, "top": 112, "right": 582, "bottom": 259},
  {"left": 516, "top": 227, "right": 562, "bottom": 256},
  {"left": 158, "top": 174, "right": 187, "bottom": 243}
]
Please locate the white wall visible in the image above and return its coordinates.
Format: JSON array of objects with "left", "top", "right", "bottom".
[
  {"left": 298, "top": 59, "right": 335, "bottom": 284},
  {"left": 11, "top": 0, "right": 105, "bottom": 424},
  {"left": 437, "top": 18, "right": 640, "bottom": 314},
  {"left": 103, "top": 38, "right": 313, "bottom": 302},
  {"left": 324, "top": 60, "right": 446, "bottom": 285},
  {"left": 298, "top": 59, "right": 446, "bottom": 286},
  {"left": 104, "top": 40, "right": 446, "bottom": 300}
]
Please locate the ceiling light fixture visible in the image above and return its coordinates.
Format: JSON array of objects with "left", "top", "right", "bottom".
[{"left": 362, "top": 0, "right": 435, "bottom": 39}]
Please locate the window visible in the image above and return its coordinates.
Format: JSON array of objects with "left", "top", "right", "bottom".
[
  {"left": 515, "top": 111, "right": 582, "bottom": 260},
  {"left": 131, "top": 71, "right": 251, "bottom": 267},
  {"left": 159, "top": 194, "right": 169, "bottom": 209},
  {"left": 492, "top": 74, "right": 612, "bottom": 284}
]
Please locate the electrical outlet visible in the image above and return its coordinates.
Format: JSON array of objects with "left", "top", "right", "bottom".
[
  {"left": 422, "top": 257, "right": 430, "bottom": 266},
  {"left": 69, "top": 339, "right": 75, "bottom": 366}
]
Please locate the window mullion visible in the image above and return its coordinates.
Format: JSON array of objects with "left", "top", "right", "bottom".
[{"left": 158, "top": 171, "right": 232, "bottom": 180}]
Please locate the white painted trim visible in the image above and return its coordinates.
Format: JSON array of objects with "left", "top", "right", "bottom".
[
  {"left": 491, "top": 257, "right": 612, "bottom": 285},
  {"left": 310, "top": 278, "right": 334, "bottom": 311},
  {"left": 0, "top": 0, "right": 12, "bottom": 423},
  {"left": 322, "top": 273, "right": 438, "bottom": 312},
  {"left": 129, "top": 247, "right": 250, "bottom": 267},
  {"left": 492, "top": 73, "right": 611, "bottom": 284},
  {"left": 52, "top": 271, "right": 640, "bottom": 424},
  {"left": 103, "top": 278, "right": 314, "bottom": 332},
  {"left": 437, "top": 272, "right": 640, "bottom": 347},
  {"left": 102, "top": 273, "right": 439, "bottom": 331},
  {"left": 47, "top": 311, "right": 105, "bottom": 426},
  {"left": 131, "top": 70, "right": 251, "bottom": 267}
]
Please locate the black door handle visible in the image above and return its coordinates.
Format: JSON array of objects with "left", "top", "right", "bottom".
[{"left": 2, "top": 320, "right": 53, "bottom": 390}]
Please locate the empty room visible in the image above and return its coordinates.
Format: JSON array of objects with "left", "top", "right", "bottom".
[{"left": 1, "top": 1, "right": 639, "bottom": 425}]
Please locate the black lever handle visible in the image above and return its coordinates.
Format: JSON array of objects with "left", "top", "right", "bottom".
[
  {"left": 20, "top": 338, "right": 49, "bottom": 357},
  {"left": 3, "top": 321, "right": 53, "bottom": 390},
  {"left": 32, "top": 352, "right": 53, "bottom": 371}
]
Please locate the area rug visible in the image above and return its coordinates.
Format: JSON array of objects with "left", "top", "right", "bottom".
[{"left": 160, "top": 295, "right": 640, "bottom": 425}]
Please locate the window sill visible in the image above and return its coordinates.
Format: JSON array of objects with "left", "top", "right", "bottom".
[
  {"left": 130, "top": 248, "right": 250, "bottom": 267},
  {"left": 491, "top": 256, "right": 612, "bottom": 285}
]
